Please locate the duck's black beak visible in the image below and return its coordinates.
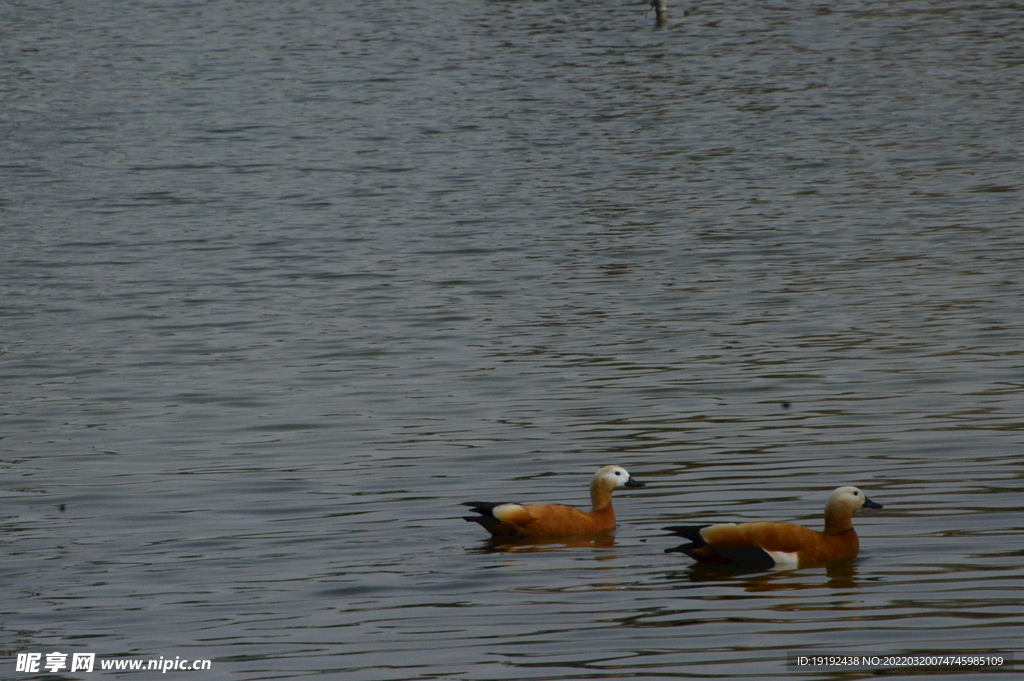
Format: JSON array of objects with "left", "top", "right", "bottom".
[
  {"left": 625, "top": 478, "right": 645, "bottom": 488},
  {"left": 863, "top": 496, "right": 883, "bottom": 509}
]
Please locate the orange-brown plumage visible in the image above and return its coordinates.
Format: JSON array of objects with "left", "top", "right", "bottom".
[
  {"left": 664, "top": 486, "right": 882, "bottom": 569},
  {"left": 463, "top": 465, "right": 645, "bottom": 538}
]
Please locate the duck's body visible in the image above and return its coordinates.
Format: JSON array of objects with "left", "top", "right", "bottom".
[
  {"left": 463, "top": 465, "right": 645, "bottom": 538},
  {"left": 664, "top": 486, "right": 882, "bottom": 569}
]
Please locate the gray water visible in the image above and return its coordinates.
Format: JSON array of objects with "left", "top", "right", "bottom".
[{"left": 3, "top": 1, "right": 1024, "bottom": 679}]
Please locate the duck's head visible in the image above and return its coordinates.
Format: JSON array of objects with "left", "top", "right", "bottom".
[
  {"left": 828, "top": 485, "right": 883, "bottom": 514},
  {"left": 594, "top": 465, "right": 645, "bottom": 490}
]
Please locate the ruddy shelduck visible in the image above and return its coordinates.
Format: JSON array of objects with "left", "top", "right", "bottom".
[
  {"left": 462, "top": 465, "right": 646, "bottom": 538},
  {"left": 663, "top": 486, "right": 883, "bottom": 569}
]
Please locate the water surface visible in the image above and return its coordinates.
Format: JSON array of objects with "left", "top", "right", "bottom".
[{"left": 3, "top": 1, "right": 1023, "bottom": 679}]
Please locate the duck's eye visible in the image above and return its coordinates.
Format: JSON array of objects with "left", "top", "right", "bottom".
[
  {"left": 853, "top": 491, "right": 860, "bottom": 496},
  {"left": 614, "top": 471, "right": 622, "bottom": 476}
]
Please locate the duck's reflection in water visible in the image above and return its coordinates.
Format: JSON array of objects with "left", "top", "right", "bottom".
[
  {"left": 667, "top": 559, "right": 861, "bottom": 591},
  {"left": 468, "top": 533, "right": 618, "bottom": 554}
]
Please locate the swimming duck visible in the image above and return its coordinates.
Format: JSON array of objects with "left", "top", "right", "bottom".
[
  {"left": 463, "top": 465, "right": 645, "bottom": 538},
  {"left": 664, "top": 486, "right": 882, "bottom": 569}
]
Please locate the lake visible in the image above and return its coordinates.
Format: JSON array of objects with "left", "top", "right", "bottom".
[{"left": 2, "top": 1, "right": 1023, "bottom": 679}]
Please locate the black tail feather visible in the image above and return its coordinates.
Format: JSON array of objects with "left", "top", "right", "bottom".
[
  {"left": 663, "top": 525, "right": 777, "bottom": 569},
  {"left": 462, "top": 501, "right": 510, "bottom": 518},
  {"left": 662, "top": 525, "right": 709, "bottom": 544},
  {"left": 462, "top": 502, "right": 519, "bottom": 535},
  {"left": 664, "top": 542, "right": 700, "bottom": 554}
]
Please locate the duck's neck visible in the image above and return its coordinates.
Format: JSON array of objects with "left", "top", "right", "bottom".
[
  {"left": 590, "top": 482, "right": 613, "bottom": 512},
  {"left": 824, "top": 504, "right": 854, "bottom": 535}
]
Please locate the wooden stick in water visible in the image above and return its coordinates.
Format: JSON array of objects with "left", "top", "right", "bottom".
[{"left": 650, "top": 0, "right": 667, "bottom": 26}]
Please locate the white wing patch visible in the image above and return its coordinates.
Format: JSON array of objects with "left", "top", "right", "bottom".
[
  {"left": 492, "top": 504, "right": 526, "bottom": 522},
  {"left": 764, "top": 550, "right": 800, "bottom": 568}
]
